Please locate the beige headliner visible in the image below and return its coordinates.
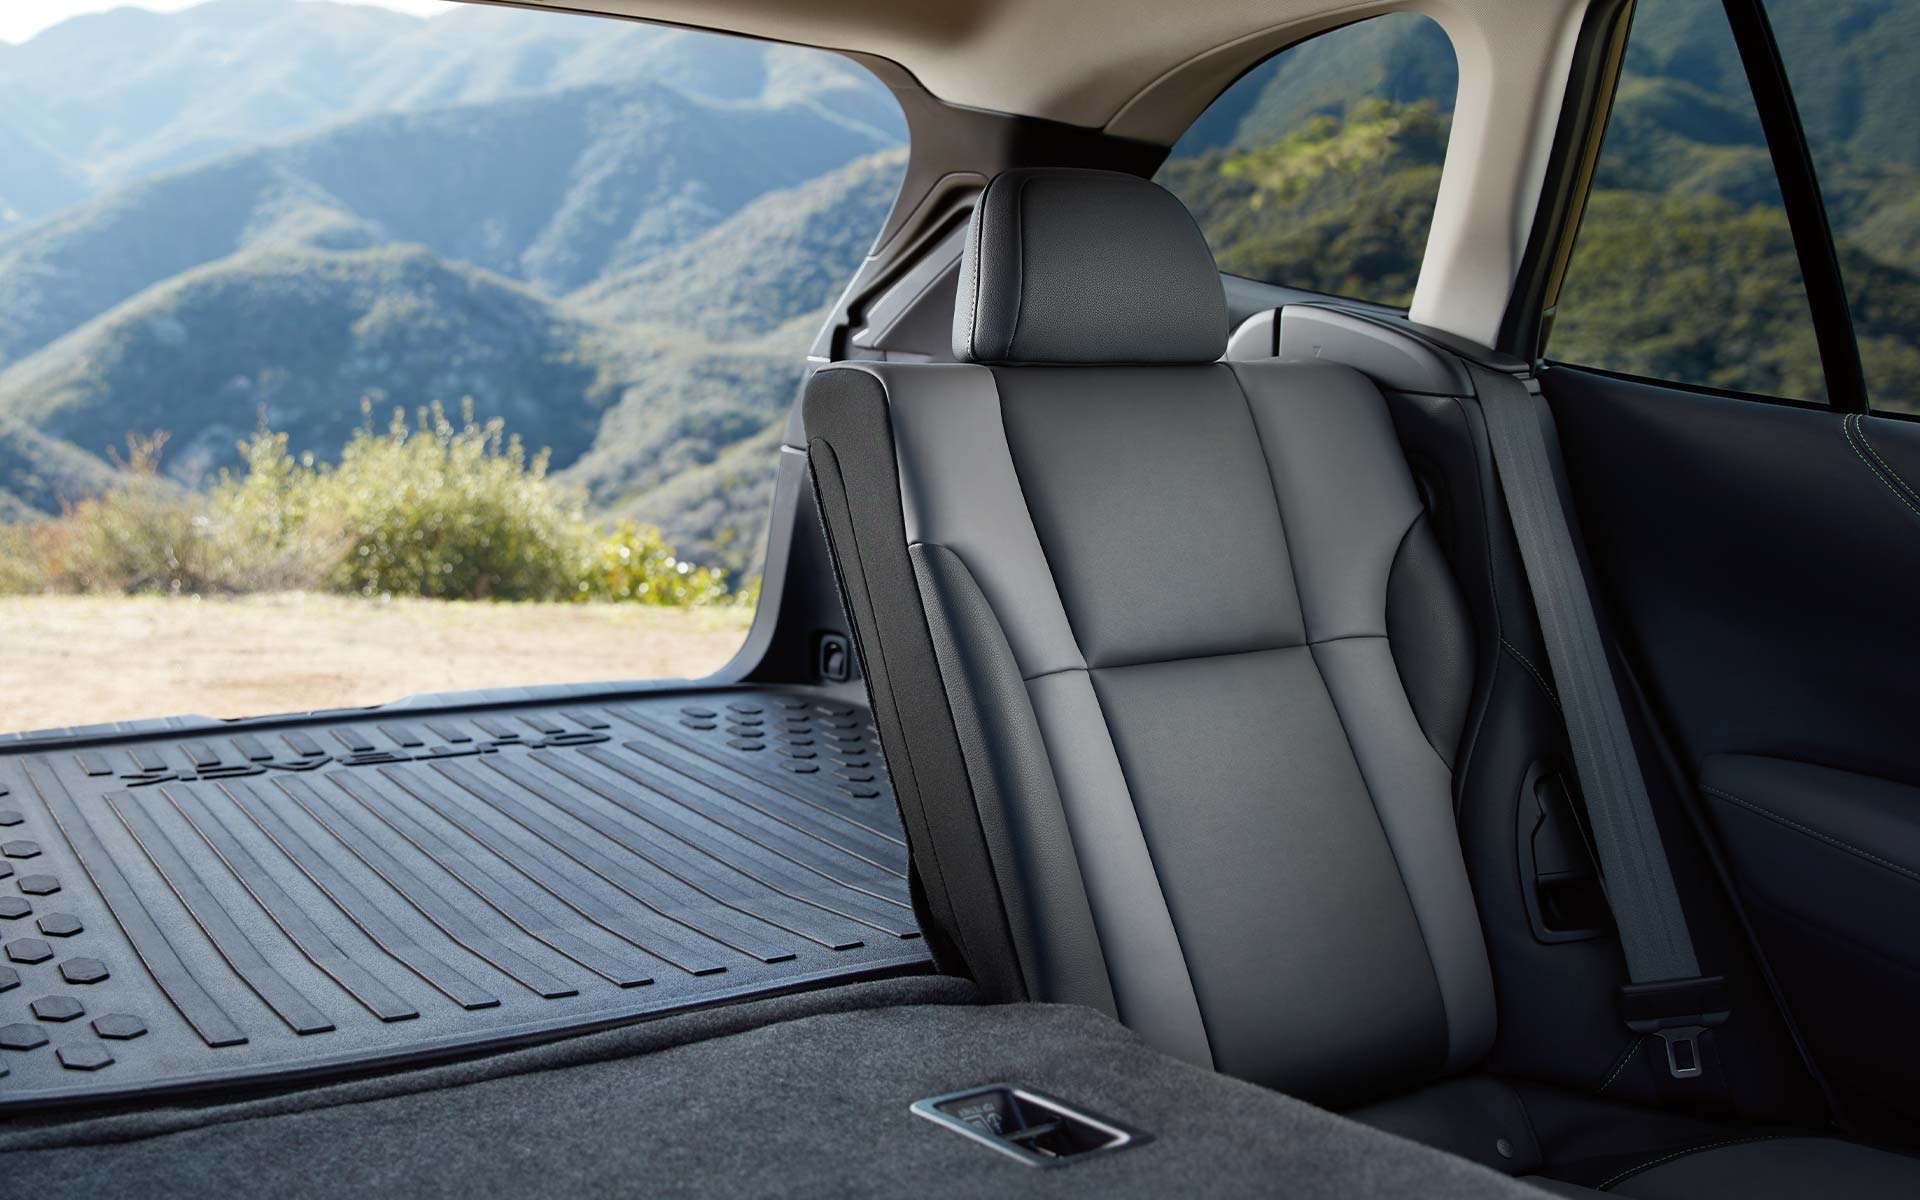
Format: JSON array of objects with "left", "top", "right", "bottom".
[{"left": 476, "top": 0, "right": 1591, "bottom": 343}]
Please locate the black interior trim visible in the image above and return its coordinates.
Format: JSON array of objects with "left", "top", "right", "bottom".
[
  {"left": 1719, "top": 0, "right": 1869, "bottom": 413},
  {"left": 1496, "top": 0, "right": 1634, "bottom": 361}
]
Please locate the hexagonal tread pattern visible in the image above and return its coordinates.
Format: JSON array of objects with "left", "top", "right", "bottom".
[
  {"left": 30, "top": 996, "right": 84, "bottom": 1023},
  {"left": 59, "top": 958, "right": 109, "bottom": 985},
  {"left": 5, "top": 938, "right": 53, "bottom": 964},
  {"left": 57, "top": 1044, "right": 113, "bottom": 1071},
  {"left": 92, "top": 1014, "right": 148, "bottom": 1040}
]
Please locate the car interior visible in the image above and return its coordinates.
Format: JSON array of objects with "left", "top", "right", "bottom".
[{"left": 4, "top": 0, "right": 1920, "bottom": 1195}]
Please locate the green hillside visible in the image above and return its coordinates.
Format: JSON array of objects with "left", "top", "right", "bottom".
[
  {"left": 1159, "top": 0, "right": 1920, "bottom": 413},
  {"left": 0, "top": 421, "right": 118, "bottom": 519},
  {"left": 0, "top": 245, "right": 619, "bottom": 485},
  {"left": 575, "top": 149, "right": 909, "bottom": 339},
  {"left": 0, "top": 138, "right": 905, "bottom": 575},
  {"left": 0, "top": 78, "right": 897, "bottom": 369}
]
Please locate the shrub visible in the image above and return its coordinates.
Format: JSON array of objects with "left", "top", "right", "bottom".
[
  {"left": 0, "top": 406, "right": 741, "bottom": 606},
  {"left": 575, "top": 519, "right": 730, "bottom": 606},
  {"left": 32, "top": 434, "right": 233, "bottom": 595},
  {"left": 220, "top": 404, "right": 591, "bottom": 601}
]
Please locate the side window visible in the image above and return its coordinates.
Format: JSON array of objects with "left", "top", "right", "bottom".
[
  {"left": 1547, "top": 0, "right": 1828, "bottom": 402},
  {"left": 1155, "top": 14, "right": 1459, "bottom": 307},
  {"left": 0, "top": 1, "right": 905, "bottom": 729},
  {"left": 1760, "top": 1, "right": 1920, "bottom": 416}
]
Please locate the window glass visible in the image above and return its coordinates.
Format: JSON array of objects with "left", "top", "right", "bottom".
[
  {"left": 1760, "top": 0, "right": 1920, "bottom": 415},
  {"left": 1155, "top": 13, "right": 1459, "bottom": 306},
  {"left": 1548, "top": 0, "right": 1826, "bottom": 401},
  {"left": 0, "top": 0, "right": 904, "bottom": 730}
]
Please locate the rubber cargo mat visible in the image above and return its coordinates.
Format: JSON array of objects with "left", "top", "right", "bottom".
[{"left": 0, "top": 687, "right": 925, "bottom": 1108}]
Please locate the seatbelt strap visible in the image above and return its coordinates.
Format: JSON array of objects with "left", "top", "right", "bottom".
[{"left": 1473, "top": 364, "right": 1728, "bottom": 1076}]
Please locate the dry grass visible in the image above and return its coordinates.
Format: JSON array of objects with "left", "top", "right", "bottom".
[{"left": 0, "top": 592, "right": 755, "bottom": 733}]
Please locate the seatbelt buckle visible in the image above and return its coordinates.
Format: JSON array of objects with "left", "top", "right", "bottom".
[
  {"left": 1654, "top": 1027, "right": 1707, "bottom": 1079},
  {"left": 1620, "top": 975, "right": 1730, "bottom": 1079}
]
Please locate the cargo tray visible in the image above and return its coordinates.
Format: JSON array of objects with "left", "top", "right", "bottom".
[{"left": 0, "top": 685, "right": 925, "bottom": 1109}]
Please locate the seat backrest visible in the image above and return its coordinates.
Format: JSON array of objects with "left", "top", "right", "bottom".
[{"left": 805, "top": 168, "right": 1495, "bottom": 1106}]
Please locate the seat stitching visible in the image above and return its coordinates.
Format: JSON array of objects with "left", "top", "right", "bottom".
[
  {"left": 1851, "top": 413, "right": 1920, "bottom": 508},
  {"left": 1842, "top": 413, "right": 1920, "bottom": 524},
  {"left": 962, "top": 177, "right": 988, "bottom": 361},
  {"left": 1596, "top": 1035, "right": 1644, "bottom": 1094},
  {"left": 1004, "top": 175, "right": 1030, "bottom": 360},
  {"left": 1499, "top": 638, "right": 1562, "bottom": 712},
  {"left": 1700, "top": 784, "right": 1920, "bottom": 884},
  {"left": 1596, "top": 1135, "right": 1790, "bottom": 1191},
  {"left": 1021, "top": 634, "right": 1391, "bottom": 682},
  {"left": 1385, "top": 514, "right": 1457, "bottom": 768}
]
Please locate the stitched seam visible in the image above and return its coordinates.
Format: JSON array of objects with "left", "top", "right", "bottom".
[
  {"left": 1852, "top": 413, "right": 1920, "bottom": 507},
  {"left": 1597, "top": 1136, "right": 1788, "bottom": 1191},
  {"left": 1020, "top": 634, "right": 1393, "bottom": 683},
  {"left": 963, "top": 178, "right": 988, "bottom": 361},
  {"left": 1499, "top": 638, "right": 1562, "bottom": 712},
  {"left": 1442, "top": 384, "right": 1514, "bottom": 821},
  {"left": 1843, "top": 413, "right": 1920, "bottom": 524},
  {"left": 1232, "top": 362, "right": 1317, "bottom": 643},
  {"left": 1384, "top": 513, "right": 1458, "bottom": 769},
  {"left": 1597, "top": 1035, "right": 1643, "bottom": 1094},
  {"left": 1700, "top": 784, "right": 1920, "bottom": 884},
  {"left": 1004, "top": 176, "right": 1030, "bottom": 361}
]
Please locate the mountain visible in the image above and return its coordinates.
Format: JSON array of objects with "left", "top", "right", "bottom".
[
  {"left": 0, "top": 113, "right": 88, "bottom": 230},
  {"left": 1170, "top": 12, "right": 1456, "bottom": 158},
  {"left": 0, "top": 244, "right": 622, "bottom": 487},
  {"left": 575, "top": 148, "right": 908, "bottom": 340},
  {"left": 0, "top": 0, "right": 902, "bottom": 195},
  {"left": 0, "top": 78, "right": 898, "bottom": 369},
  {"left": 0, "top": 139, "right": 905, "bottom": 571},
  {"left": 0, "top": 421, "right": 118, "bottom": 520},
  {"left": 1160, "top": 99, "right": 1450, "bottom": 306}
]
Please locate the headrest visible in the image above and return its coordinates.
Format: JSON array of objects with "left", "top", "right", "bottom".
[{"left": 952, "top": 168, "right": 1228, "bottom": 365}]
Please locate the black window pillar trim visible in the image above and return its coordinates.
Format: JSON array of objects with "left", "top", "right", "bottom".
[
  {"left": 1497, "top": 0, "right": 1635, "bottom": 363},
  {"left": 1506, "top": 0, "right": 1869, "bottom": 414},
  {"left": 1719, "top": 0, "right": 1868, "bottom": 414}
]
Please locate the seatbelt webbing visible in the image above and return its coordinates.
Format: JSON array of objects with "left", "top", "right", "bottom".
[{"left": 1473, "top": 365, "right": 1703, "bottom": 987}]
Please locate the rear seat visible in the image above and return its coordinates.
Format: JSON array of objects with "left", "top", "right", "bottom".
[{"left": 803, "top": 167, "right": 1920, "bottom": 1195}]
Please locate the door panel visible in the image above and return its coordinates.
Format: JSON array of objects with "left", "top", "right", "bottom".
[{"left": 1545, "top": 364, "right": 1920, "bottom": 1131}]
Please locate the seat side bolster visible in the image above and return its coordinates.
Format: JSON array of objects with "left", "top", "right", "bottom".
[
  {"left": 802, "top": 366, "right": 1026, "bottom": 1000},
  {"left": 911, "top": 543, "right": 1118, "bottom": 1019},
  {"left": 1233, "top": 357, "right": 1497, "bottom": 1073}
]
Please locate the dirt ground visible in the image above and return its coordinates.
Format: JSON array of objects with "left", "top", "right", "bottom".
[{"left": 0, "top": 593, "right": 756, "bottom": 732}]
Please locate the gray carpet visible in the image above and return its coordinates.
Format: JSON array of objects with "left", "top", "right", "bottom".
[{"left": 2, "top": 979, "right": 1555, "bottom": 1197}]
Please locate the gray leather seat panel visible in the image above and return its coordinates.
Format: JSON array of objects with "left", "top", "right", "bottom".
[
  {"left": 1025, "top": 669, "right": 1215, "bottom": 1068},
  {"left": 910, "top": 542, "right": 1116, "bottom": 1017},
  {"left": 993, "top": 365, "right": 1303, "bottom": 668},
  {"left": 1313, "top": 633, "right": 1498, "bottom": 1072},
  {"left": 1090, "top": 646, "right": 1450, "bottom": 1100},
  {"left": 859, "top": 361, "right": 1085, "bottom": 679},
  {"left": 1232, "top": 358, "right": 1426, "bottom": 642}
]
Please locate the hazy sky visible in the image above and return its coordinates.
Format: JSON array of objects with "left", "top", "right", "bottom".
[{"left": 0, "top": 0, "right": 463, "bottom": 45}]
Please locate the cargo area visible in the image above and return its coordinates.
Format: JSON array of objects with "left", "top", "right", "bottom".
[{"left": 0, "top": 685, "right": 926, "bottom": 1109}]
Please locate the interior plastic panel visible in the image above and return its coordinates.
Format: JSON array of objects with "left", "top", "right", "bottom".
[{"left": 0, "top": 686, "right": 925, "bottom": 1108}]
